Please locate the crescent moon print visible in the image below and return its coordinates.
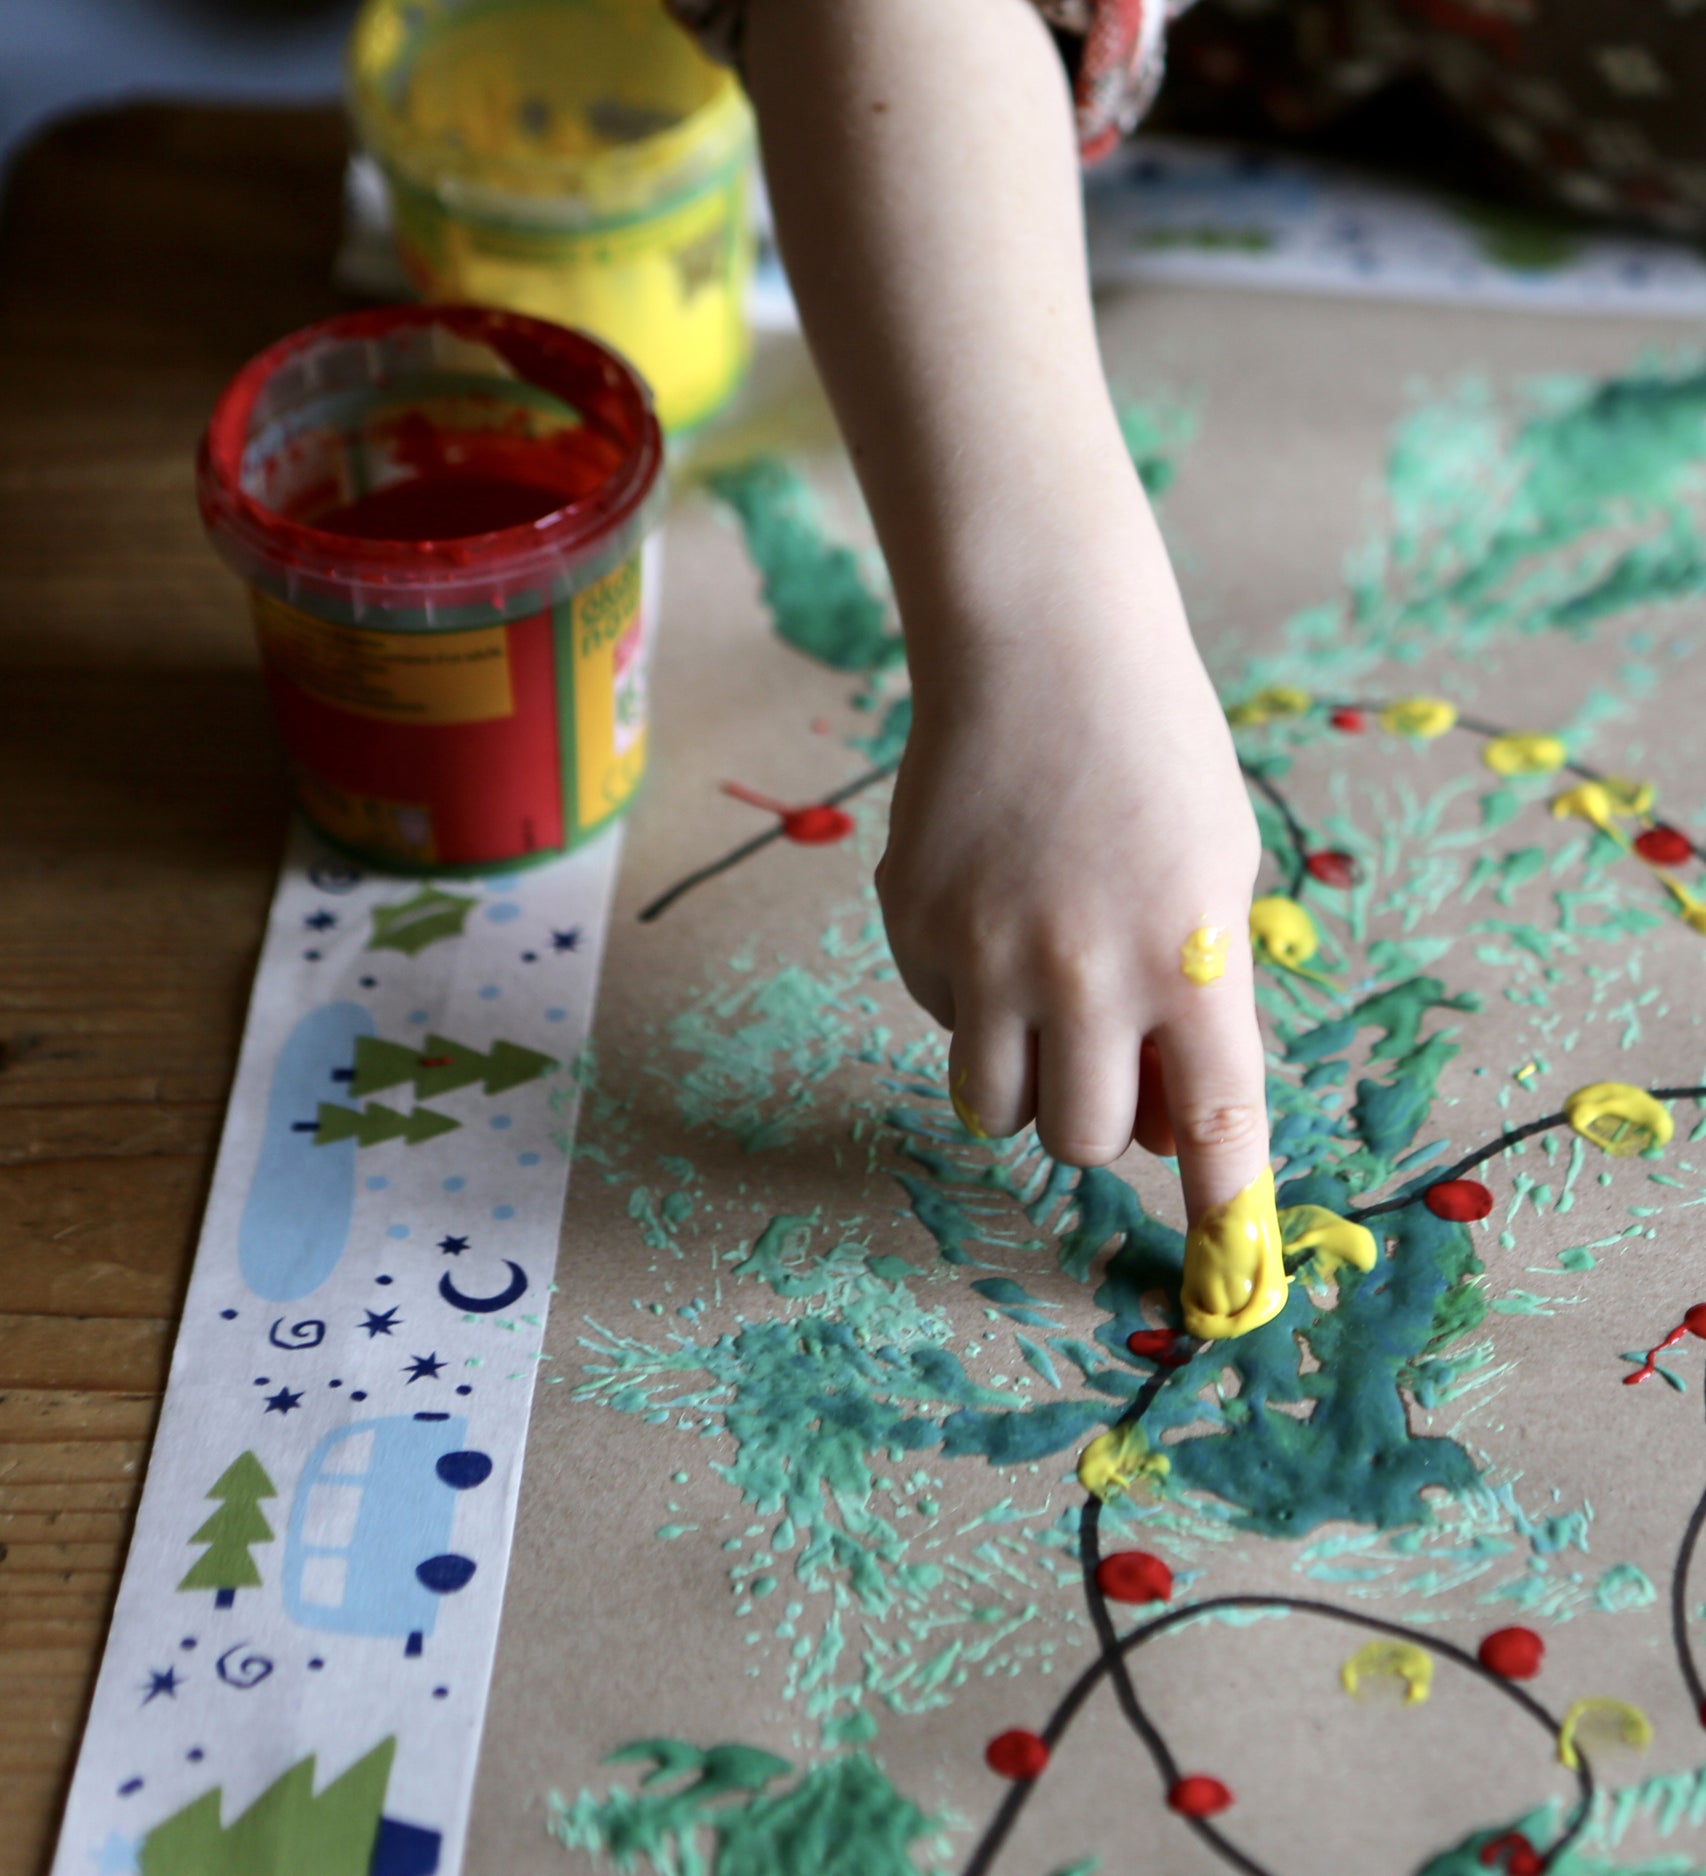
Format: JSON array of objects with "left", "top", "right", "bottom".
[{"left": 439, "top": 1261, "right": 529, "bottom": 1315}]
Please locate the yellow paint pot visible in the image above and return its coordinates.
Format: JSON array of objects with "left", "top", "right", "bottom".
[{"left": 349, "top": 0, "right": 756, "bottom": 433}]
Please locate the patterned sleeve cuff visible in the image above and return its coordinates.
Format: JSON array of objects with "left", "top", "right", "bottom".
[{"left": 662, "top": 0, "right": 1185, "bottom": 163}]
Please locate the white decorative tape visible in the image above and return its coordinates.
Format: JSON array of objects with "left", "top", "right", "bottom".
[{"left": 54, "top": 821, "right": 621, "bottom": 1876}]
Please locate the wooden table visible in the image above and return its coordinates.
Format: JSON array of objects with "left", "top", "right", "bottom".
[{"left": 0, "top": 103, "right": 354, "bottom": 1876}]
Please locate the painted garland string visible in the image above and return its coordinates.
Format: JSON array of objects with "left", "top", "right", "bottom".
[{"left": 959, "top": 1081, "right": 1706, "bottom": 1876}]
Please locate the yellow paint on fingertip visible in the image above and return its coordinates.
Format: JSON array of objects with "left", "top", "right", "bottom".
[
  {"left": 1227, "top": 686, "right": 1312, "bottom": 727},
  {"left": 1380, "top": 697, "right": 1457, "bottom": 740},
  {"left": 1340, "top": 1640, "right": 1432, "bottom": 1706},
  {"left": 1181, "top": 1168, "right": 1290, "bottom": 1341},
  {"left": 1180, "top": 924, "right": 1229, "bottom": 986},
  {"left": 949, "top": 1068, "right": 988, "bottom": 1141},
  {"left": 1278, "top": 1205, "right": 1377, "bottom": 1284},
  {"left": 1564, "top": 1082, "right": 1673, "bottom": 1157},
  {"left": 1557, "top": 1697, "right": 1652, "bottom": 1770},
  {"left": 1076, "top": 1423, "right": 1170, "bottom": 1504},
  {"left": 1483, "top": 732, "right": 1568, "bottom": 777}
]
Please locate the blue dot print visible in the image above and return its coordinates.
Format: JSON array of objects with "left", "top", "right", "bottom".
[
  {"left": 545, "top": 1007, "right": 567, "bottom": 1022},
  {"left": 387, "top": 1225, "right": 411, "bottom": 1241},
  {"left": 478, "top": 985, "right": 501, "bottom": 1001},
  {"left": 493, "top": 1204, "right": 516, "bottom": 1221},
  {"left": 366, "top": 1176, "right": 390, "bottom": 1192},
  {"left": 443, "top": 1176, "right": 466, "bottom": 1193},
  {"left": 484, "top": 902, "right": 522, "bottom": 924},
  {"left": 490, "top": 1115, "right": 512, "bottom": 1131},
  {"left": 518, "top": 1151, "right": 541, "bottom": 1167}
]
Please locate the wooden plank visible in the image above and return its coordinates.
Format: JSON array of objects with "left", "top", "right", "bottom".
[
  {"left": 0, "top": 1317, "right": 171, "bottom": 1396},
  {"left": 0, "top": 1391, "right": 160, "bottom": 1443}
]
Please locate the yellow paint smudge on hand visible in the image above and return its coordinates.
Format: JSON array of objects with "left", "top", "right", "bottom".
[
  {"left": 1227, "top": 686, "right": 1311, "bottom": 727},
  {"left": 949, "top": 1068, "right": 988, "bottom": 1140},
  {"left": 1380, "top": 697, "right": 1457, "bottom": 739},
  {"left": 1181, "top": 1167, "right": 1290, "bottom": 1341},
  {"left": 1278, "top": 1204, "right": 1377, "bottom": 1284},
  {"left": 1557, "top": 1697, "right": 1652, "bottom": 1770},
  {"left": 1340, "top": 1640, "right": 1432, "bottom": 1706},
  {"left": 1076, "top": 1422, "right": 1170, "bottom": 1504},
  {"left": 1483, "top": 732, "right": 1567, "bottom": 777},
  {"left": 1563, "top": 1082, "right": 1673, "bottom": 1157},
  {"left": 1179, "top": 924, "right": 1228, "bottom": 986}
]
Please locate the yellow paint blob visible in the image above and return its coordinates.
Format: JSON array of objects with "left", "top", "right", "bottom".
[
  {"left": 1278, "top": 1205, "right": 1377, "bottom": 1283},
  {"left": 1227, "top": 686, "right": 1312, "bottom": 727},
  {"left": 1340, "top": 1640, "right": 1432, "bottom": 1706},
  {"left": 1181, "top": 1168, "right": 1290, "bottom": 1341},
  {"left": 1550, "top": 781, "right": 1628, "bottom": 846},
  {"left": 1604, "top": 776, "right": 1655, "bottom": 816},
  {"left": 949, "top": 1068, "right": 988, "bottom": 1141},
  {"left": 1249, "top": 896, "right": 1332, "bottom": 984},
  {"left": 1179, "top": 924, "right": 1229, "bottom": 986},
  {"left": 1659, "top": 872, "right": 1706, "bottom": 936},
  {"left": 1483, "top": 732, "right": 1568, "bottom": 777},
  {"left": 1563, "top": 1082, "right": 1673, "bottom": 1158},
  {"left": 1557, "top": 1697, "right": 1652, "bottom": 1770},
  {"left": 1380, "top": 697, "right": 1458, "bottom": 740},
  {"left": 1076, "top": 1423, "right": 1170, "bottom": 1504}
]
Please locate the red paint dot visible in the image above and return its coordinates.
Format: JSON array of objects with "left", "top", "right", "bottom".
[
  {"left": 1478, "top": 1834, "right": 1542, "bottom": 1875},
  {"left": 1305, "top": 850, "right": 1359, "bottom": 887},
  {"left": 984, "top": 1729, "right": 1049, "bottom": 1781},
  {"left": 1635, "top": 825, "right": 1693, "bottom": 867},
  {"left": 780, "top": 805, "right": 854, "bottom": 845},
  {"left": 1686, "top": 1304, "right": 1706, "bottom": 1340},
  {"left": 1168, "top": 1775, "right": 1233, "bottom": 1818},
  {"left": 1477, "top": 1626, "right": 1544, "bottom": 1680},
  {"left": 1094, "top": 1550, "right": 1174, "bottom": 1606},
  {"left": 1127, "top": 1328, "right": 1191, "bottom": 1368},
  {"left": 1330, "top": 708, "right": 1367, "bottom": 733},
  {"left": 1425, "top": 1178, "right": 1494, "bottom": 1223}
]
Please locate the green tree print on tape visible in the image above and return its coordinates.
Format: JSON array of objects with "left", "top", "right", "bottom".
[
  {"left": 140, "top": 1737, "right": 394, "bottom": 1876},
  {"left": 177, "top": 1453, "right": 276, "bottom": 1610}
]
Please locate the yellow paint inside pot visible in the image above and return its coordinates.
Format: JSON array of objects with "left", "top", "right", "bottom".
[{"left": 350, "top": 0, "right": 755, "bottom": 432}]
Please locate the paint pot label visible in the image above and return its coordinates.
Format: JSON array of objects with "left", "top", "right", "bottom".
[
  {"left": 571, "top": 551, "right": 653, "bottom": 834},
  {"left": 252, "top": 592, "right": 515, "bottom": 724},
  {"left": 252, "top": 548, "right": 654, "bottom": 870}
]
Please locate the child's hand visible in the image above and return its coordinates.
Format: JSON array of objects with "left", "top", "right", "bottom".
[{"left": 877, "top": 573, "right": 1280, "bottom": 1334}]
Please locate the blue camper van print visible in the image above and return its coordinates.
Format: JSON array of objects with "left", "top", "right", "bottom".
[{"left": 283, "top": 1412, "right": 492, "bottom": 1656}]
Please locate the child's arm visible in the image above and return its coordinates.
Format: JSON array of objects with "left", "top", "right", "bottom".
[{"left": 744, "top": 0, "right": 1282, "bottom": 1335}]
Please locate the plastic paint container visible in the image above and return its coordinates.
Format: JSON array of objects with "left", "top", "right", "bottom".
[
  {"left": 199, "top": 304, "right": 665, "bottom": 873},
  {"left": 348, "top": 0, "right": 755, "bottom": 434}
]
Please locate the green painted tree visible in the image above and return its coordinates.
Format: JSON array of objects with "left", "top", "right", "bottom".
[
  {"left": 140, "top": 1736, "right": 394, "bottom": 1876},
  {"left": 344, "top": 1031, "right": 556, "bottom": 1104},
  {"left": 346, "top": 1037, "right": 425, "bottom": 1099},
  {"left": 313, "top": 1100, "right": 460, "bottom": 1149},
  {"left": 177, "top": 1453, "right": 276, "bottom": 1610}
]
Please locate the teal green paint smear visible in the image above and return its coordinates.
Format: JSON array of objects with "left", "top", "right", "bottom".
[
  {"left": 1417, "top": 1758, "right": 1706, "bottom": 1874},
  {"left": 548, "top": 1741, "right": 938, "bottom": 1876},
  {"left": 703, "top": 459, "right": 904, "bottom": 673}
]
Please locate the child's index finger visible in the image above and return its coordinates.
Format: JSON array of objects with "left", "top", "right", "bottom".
[{"left": 1152, "top": 979, "right": 1284, "bottom": 1341}]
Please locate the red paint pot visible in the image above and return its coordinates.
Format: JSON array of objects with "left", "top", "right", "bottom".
[
  {"left": 1425, "top": 1178, "right": 1494, "bottom": 1222},
  {"left": 200, "top": 306, "right": 665, "bottom": 871},
  {"left": 984, "top": 1729, "right": 1049, "bottom": 1780},
  {"left": 1636, "top": 826, "right": 1694, "bottom": 867}
]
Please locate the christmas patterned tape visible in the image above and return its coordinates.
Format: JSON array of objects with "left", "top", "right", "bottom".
[{"left": 53, "top": 821, "right": 622, "bottom": 1876}]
